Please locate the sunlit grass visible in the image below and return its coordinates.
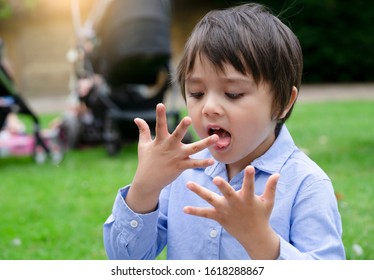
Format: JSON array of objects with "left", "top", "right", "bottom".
[
  {"left": 0, "top": 100, "right": 373, "bottom": 259},
  {"left": 0, "top": 144, "right": 138, "bottom": 259}
]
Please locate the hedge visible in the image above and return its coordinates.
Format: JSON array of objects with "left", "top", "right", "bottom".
[{"left": 207, "top": 0, "right": 374, "bottom": 83}]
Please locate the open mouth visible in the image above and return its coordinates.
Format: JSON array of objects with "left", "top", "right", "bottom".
[{"left": 208, "top": 126, "right": 231, "bottom": 150}]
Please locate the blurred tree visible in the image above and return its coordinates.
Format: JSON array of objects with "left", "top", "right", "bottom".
[
  {"left": 178, "top": 0, "right": 374, "bottom": 83},
  {"left": 0, "top": 0, "right": 38, "bottom": 19}
]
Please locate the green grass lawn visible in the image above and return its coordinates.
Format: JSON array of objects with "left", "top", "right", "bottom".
[{"left": 0, "top": 100, "right": 373, "bottom": 259}]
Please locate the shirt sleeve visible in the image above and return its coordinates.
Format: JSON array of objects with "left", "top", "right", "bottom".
[
  {"left": 103, "top": 186, "right": 167, "bottom": 259},
  {"left": 277, "top": 179, "right": 346, "bottom": 260}
]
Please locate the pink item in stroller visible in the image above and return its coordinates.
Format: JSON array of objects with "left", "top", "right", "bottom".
[
  {"left": 0, "top": 38, "right": 64, "bottom": 164},
  {"left": 0, "top": 125, "right": 63, "bottom": 164}
]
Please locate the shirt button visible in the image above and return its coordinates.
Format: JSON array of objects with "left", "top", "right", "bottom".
[
  {"left": 130, "top": 220, "right": 138, "bottom": 228},
  {"left": 210, "top": 229, "right": 218, "bottom": 238}
]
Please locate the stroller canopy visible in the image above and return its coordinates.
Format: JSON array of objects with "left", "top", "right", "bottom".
[{"left": 90, "top": 0, "right": 172, "bottom": 84}]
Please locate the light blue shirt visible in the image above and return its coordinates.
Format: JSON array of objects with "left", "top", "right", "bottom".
[{"left": 103, "top": 126, "right": 345, "bottom": 260}]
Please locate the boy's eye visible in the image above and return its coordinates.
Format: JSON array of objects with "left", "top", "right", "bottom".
[
  {"left": 188, "top": 92, "right": 204, "bottom": 99},
  {"left": 225, "top": 93, "right": 244, "bottom": 99}
]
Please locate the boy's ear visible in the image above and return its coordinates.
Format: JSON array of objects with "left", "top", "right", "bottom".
[{"left": 279, "top": 86, "right": 298, "bottom": 119}]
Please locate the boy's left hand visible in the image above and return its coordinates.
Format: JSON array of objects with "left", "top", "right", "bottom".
[{"left": 184, "top": 165, "right": 281, "bottom": 259}]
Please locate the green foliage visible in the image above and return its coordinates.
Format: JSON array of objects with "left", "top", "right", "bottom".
[
  {"left": 0, "top": 0, "right": 38, "bottom": 19},
  {"left": 200, "top": 0, "right": 374, "bottom": 83},
  {"left": 286, "top": 0, "right": 373, "bottom": 83},
  {"left": 0, "top": 1, "right": 11, "bottom": 19}
]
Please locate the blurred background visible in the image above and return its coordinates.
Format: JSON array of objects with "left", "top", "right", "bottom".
[
  {"left": 0, "top": 0, "right": 373, "bottom": 260},
  {"left": 0, "top": 0, "right": 222, "bottom": 99},
  {"left": 0, "top": 0, "right": 372, "bottom": 100}
]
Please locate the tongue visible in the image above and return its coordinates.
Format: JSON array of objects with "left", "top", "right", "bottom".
[{"left": 214, "top": 129, "right": 231, "bottom": 149}]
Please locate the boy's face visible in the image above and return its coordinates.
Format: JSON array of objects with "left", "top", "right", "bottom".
[{"left": 185, "top": 55, "right": 278, "bottom": 176}]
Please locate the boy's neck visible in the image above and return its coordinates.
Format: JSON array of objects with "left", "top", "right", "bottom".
[{"left": 225, "top": 130, "right": 278, "bottom": 181}]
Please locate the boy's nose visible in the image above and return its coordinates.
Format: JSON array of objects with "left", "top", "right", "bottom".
[{"left": 202, "top": 94, "right": 223, "bottom": 117}]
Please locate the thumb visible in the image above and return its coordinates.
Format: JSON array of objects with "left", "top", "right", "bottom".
[{"left": 134, "top": 118, "right": 152, "bottom": 143}]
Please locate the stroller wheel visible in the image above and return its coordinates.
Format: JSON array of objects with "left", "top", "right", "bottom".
[
  {"left": 104, "top": 116, "right": 121, "bottom": 156},
  {"left": 33, "top": 145, "right": 47, "bottom": 164},
  {"left": 106, "top": 140, "right": 121, "bottom": 156},
  {"left": 60, "top": 114, "right": 82, "bottom": 149},
  {"left": 49, "top": 135, "right": 64, "bottom": 165}
]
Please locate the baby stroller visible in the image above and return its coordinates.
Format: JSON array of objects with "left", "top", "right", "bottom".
[
  {"left": 64, "top": 0, "right": 186, "bottom": 155},
  {"left": 0, "top": 40, "right": 64, "bottom": 164}
]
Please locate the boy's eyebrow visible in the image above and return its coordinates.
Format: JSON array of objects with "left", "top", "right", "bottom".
[
  {"left": 185, "top": 77, "right": 202, "bottom": 83},
  {"left": 185, "top": 75, "right": 255, "bottom": 85}
]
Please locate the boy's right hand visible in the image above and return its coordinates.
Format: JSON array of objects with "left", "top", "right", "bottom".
[{"left": 125, "top": 103, "right": 218, "bottom": 213}]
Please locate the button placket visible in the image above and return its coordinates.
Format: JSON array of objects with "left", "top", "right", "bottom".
[
  {"left": 207, "top": 226, "right": 220, "bottom": 259},
  {"left": 130, "top": 219, "right": 138, "bottom": 228},
  {"left": 210, "top": 229, "right": 218, "bottom": 238}
]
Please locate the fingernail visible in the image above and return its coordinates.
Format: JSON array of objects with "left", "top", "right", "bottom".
[
  {"left": 183, "top": 207, "right": 191, "bottom": 214},
  {"left": 211, "top": 134, "right": 219, "bottom": 142},
  {"left": 207, "top": 159, "right": 215, "bottom": 165},
  {"left": 183, "top": 117, "right": 192, "bottom": 125}
]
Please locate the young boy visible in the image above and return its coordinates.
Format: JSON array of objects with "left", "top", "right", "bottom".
[{"left": 103, "top": 3, "right": 345, "bottom": 260}]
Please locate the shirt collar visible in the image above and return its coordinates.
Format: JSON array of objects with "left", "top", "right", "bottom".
[
  {"left": 251, "top": 125, "right": 296, "bottom": 174},
  {"left": 205, "top": 160, "right": 228, "bottom": 181},
  {"left": 204, "top": 125, "right": 296, "bottom": 177}
]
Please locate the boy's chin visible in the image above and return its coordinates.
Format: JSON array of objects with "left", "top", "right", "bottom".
[{"left": 208, "top": 147, "right": 233, "bottom": 163}]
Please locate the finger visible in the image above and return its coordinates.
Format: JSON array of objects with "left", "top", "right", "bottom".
[
  {"left": 186, "top": 181, "right": 220, "bottom": 208},
  {"left": 155, "top": 103, "right": 169, "bottom": 140},
  {"left": 134, "top": 118, "right": 152, "bottom": 143},
  {"left": 179, "top": 157, "right": 215, "bottom": 170},
  {"left": 213, "top": 176, "right": 237, "bottom": 201},
  {"left": 183, "top": 206, "right": 216, "bottom": 220},
  {"left": 262, "top": 173, "right": 280, "bottom": 206},
  {"left": 241, "top": 165, "right": 256, "bottom": 198},
  {"left": 170, "top": 116, "right": 192, "bottom": 142},
  {"left": 184, "top": 134, "right": 219, "bottom": 156}
]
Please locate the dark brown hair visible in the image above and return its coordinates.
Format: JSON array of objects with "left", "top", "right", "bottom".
[{"left": 177, "top": 3, "right": 303, "bottom": 125}]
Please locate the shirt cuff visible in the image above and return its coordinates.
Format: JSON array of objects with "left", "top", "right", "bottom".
[
  {"left": 111, "top": 186, "right": 159, "bottom": 244},
  {"left": 277, "top": 236, "right": 306, "bottom": 260}
]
